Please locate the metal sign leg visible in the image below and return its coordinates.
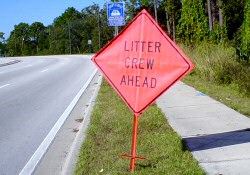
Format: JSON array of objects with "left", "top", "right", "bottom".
[{"left": 121, "top": 114, "right": 146, "bottom": 172}]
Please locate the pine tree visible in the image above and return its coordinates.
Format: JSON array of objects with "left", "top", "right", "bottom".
[
  {"left": 240, "top": 0, "right": 250, "bottom": 61},
  {"left": 177, "top": 0, "right": 208, "bottom": 44}
]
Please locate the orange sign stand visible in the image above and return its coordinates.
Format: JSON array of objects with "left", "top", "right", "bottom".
[
  {"left": 121, "top": 114, "right": 145, "bottom": 172},
  {"left": 92, "top": 9, "right": 194, "bottom": 172}
]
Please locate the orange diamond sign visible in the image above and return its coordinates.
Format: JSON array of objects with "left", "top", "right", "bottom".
[{"left": 92, "top": 9, "right": 194, "bottom": 115}]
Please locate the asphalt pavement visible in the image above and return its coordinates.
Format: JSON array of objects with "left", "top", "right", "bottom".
[
  {"left": 157, "top": 81, "right": 250, "bottom": 175},
  {"left": 0, "top": 55, "right": 96, "bottom": 175}
]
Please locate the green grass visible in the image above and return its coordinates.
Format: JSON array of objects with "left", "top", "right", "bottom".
[
  {"left": 183, "top": 75, "right": 250, "bottom": 117},
  {"left": 74, "top": 80, "right": 205, "bottom": 175}
]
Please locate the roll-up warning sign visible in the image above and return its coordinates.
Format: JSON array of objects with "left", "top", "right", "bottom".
[{"left": 92, "top": 9, "right": 194, "bottom": 115}]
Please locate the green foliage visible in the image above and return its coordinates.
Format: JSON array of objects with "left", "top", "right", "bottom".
[
  {"left": 209, "top": 23, "right": 228, "bottom": 43},
  {"left": 30, "top": 22, "right": 46, "bottom": 53},
  {"left": 5, "top": 5, "right": 115, "bottom": 56},
  {"left": 3, "top": 0, "right": 248, "bottom": 58},
  {"left": 161, "top": 0, "right": 181, "bottom": 39},
  {"left": 240, "top": 0, "right": 250, "bottom": 61},
  {"left": 223, "top": 0, "right": 246, "bottom": 40},
  {"left": 181, "top": 42, "right": 250, "bottom": 96},
  {"left": 49, "top": 7, "right": 84, "bottom": 54},
  {"left": 0, "top": 32, "right": 5, "bottom": 56},
  {"left": 6, "top": 23, "right": 30, "bottom": 56},
  {"left": 54, "top": 7, "right": 83, "bottom": 27},
  {"left": 5, "top": 22, "right": 49, "bottom": 56},
  {"left": 125, "top": 0, "right": 156, "bottom": 21},
  {"left": 177, "top": 0, "right": 208, "bottom": 45}
]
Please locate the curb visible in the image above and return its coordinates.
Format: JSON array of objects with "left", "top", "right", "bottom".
[{"left": 61, "top": 73, "right": 102, "bottom": 175}]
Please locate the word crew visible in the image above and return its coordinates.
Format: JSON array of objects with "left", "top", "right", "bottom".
[{"left": 120, "top": 40, "right": 161, "bottom": 88}]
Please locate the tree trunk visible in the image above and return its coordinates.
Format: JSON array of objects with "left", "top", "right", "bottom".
[
  {"left": 173, "top": 15, "right": 176, "bottom": 42},
  {"left": 218, "top": 0, "right": 223, "bottom": 26},
  {"left": 68, "top": 21, "right": 71, "bottom": 54},
  {"left": 165, "top": 8, "right": 171, "bottom": 35},
  {"left": 211, "top": 0, "right": 217, "bottom": 27},
  {"left": 207, "top": 0, "right": 213, "bottom": 31}
]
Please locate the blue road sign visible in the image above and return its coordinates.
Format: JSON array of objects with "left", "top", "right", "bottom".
[{"left": 107, "top": 2, "right": 125, "bottom": 26}]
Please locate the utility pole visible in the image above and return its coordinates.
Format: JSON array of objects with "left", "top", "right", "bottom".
[
  {"left": 36, "top": 23, "right": 39, "bottom": 53},
  {"left": 88, "top": 0, "right": 101, "bottom": 50},
  {"left": 14, "top": 29, "right": 17, "bottom": 54},
  {"left": 21, "top": 37, "right": 24, "bottom": 54},
  {"left": 98, "top": 4, "right": 101, "bottom": 50},
  {"left": 68, "top": 21, "right": 71, "bottom": 54}
]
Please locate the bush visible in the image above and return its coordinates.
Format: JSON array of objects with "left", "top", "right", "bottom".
[
  {"left": 181, "top": 42, "right": 250, "bottom": 96},
  {"left": 234, "top": 64, "right": 250, "bottom": 96}
]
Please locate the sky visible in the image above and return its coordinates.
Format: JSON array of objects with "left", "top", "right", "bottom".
[{"left": 0, "top": 0, "right": 106, "bottom": 40}]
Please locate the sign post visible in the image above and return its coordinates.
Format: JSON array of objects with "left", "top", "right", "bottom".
[
  {"left": 88, "top": 40, "right": 92, "bottom": 53},
  {"left": 92, "top": 9, "right": 194, "bottom": 172},
  {"left": 121, "top": 114, "right": 146, "bottom": 172}
]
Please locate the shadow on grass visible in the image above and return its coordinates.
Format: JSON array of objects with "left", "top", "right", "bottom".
[
  {"left": 135, "top": 155, "right": 169, "bottom": 170},
  {"left": 184, "top": 128, "right": 250, "bottom": 151},
  {"left": 136, "top": 162, "right": 156, "bottom": 169}
]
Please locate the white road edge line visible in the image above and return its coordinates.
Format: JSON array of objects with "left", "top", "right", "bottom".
[
  {"left": 0, "top": 84, "right": 10, "bottom": 89},
  {"left": 61, "top": 73, "right": 102, "bottom": 175},
  {"left": 19, "top": 68, "right": 98, "bottom": 175}
]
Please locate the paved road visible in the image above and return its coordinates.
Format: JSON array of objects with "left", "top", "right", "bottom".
[{"left": 0, "top": 55, "right": 96, "bottom": 175}]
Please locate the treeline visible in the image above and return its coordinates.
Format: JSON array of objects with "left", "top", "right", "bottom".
[
  {"left": 0, "top": 5, "right": 114, "bottom": 56},
  {"left": 0, "top": 0, "right": 249, "bottom": 61}
]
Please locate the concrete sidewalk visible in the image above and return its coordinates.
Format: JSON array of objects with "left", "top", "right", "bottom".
[{"left": 157, "top": 82, "right": 250, "bottom": 175}]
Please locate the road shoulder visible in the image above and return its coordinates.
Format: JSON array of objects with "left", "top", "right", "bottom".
[{"left": 34, "top": 72, "right": 102, "bottom": 175}]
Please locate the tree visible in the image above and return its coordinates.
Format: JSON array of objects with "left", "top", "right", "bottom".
[
  {"left": 177, "top": 0, "right": 208, "bottom": 44},
  {"left": 125, "top": 0, "right": 157, "bottom": 21},
  {"left": 50, "top": 7, "right": 83, "bottom": 54},
  {"left": 30, "top": 22, "right": 46, "bottom": 53},
  {"left": 207, "top": 0, "right": 213, "bottom": 31},
  {"left": 0, "top": 32, "right": 5, "bottom": 56},
  {"left": 6, "top": 23, "right": 30, "bottom": 56},
  {"left": 240, "top": 0, "right": 250, "bottom": 61},
  {"left": 223, "top": 0, "right": 246, "bottom": 40},
  {"left": 81, "top": 4, "right": 102, "bottom": 53},
  {"left": 0, "top": 32, "right": 4, "bottom": 42},
  {"left": 161, "top": 0, "right": 181, "bottom": 41}
]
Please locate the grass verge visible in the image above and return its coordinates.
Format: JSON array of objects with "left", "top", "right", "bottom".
[
  {"left": 74, "top": 79, "right": 205, "bottom": 175},
  {"left": 184, "top": 74, "right": 250, "bottom": 117}
]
